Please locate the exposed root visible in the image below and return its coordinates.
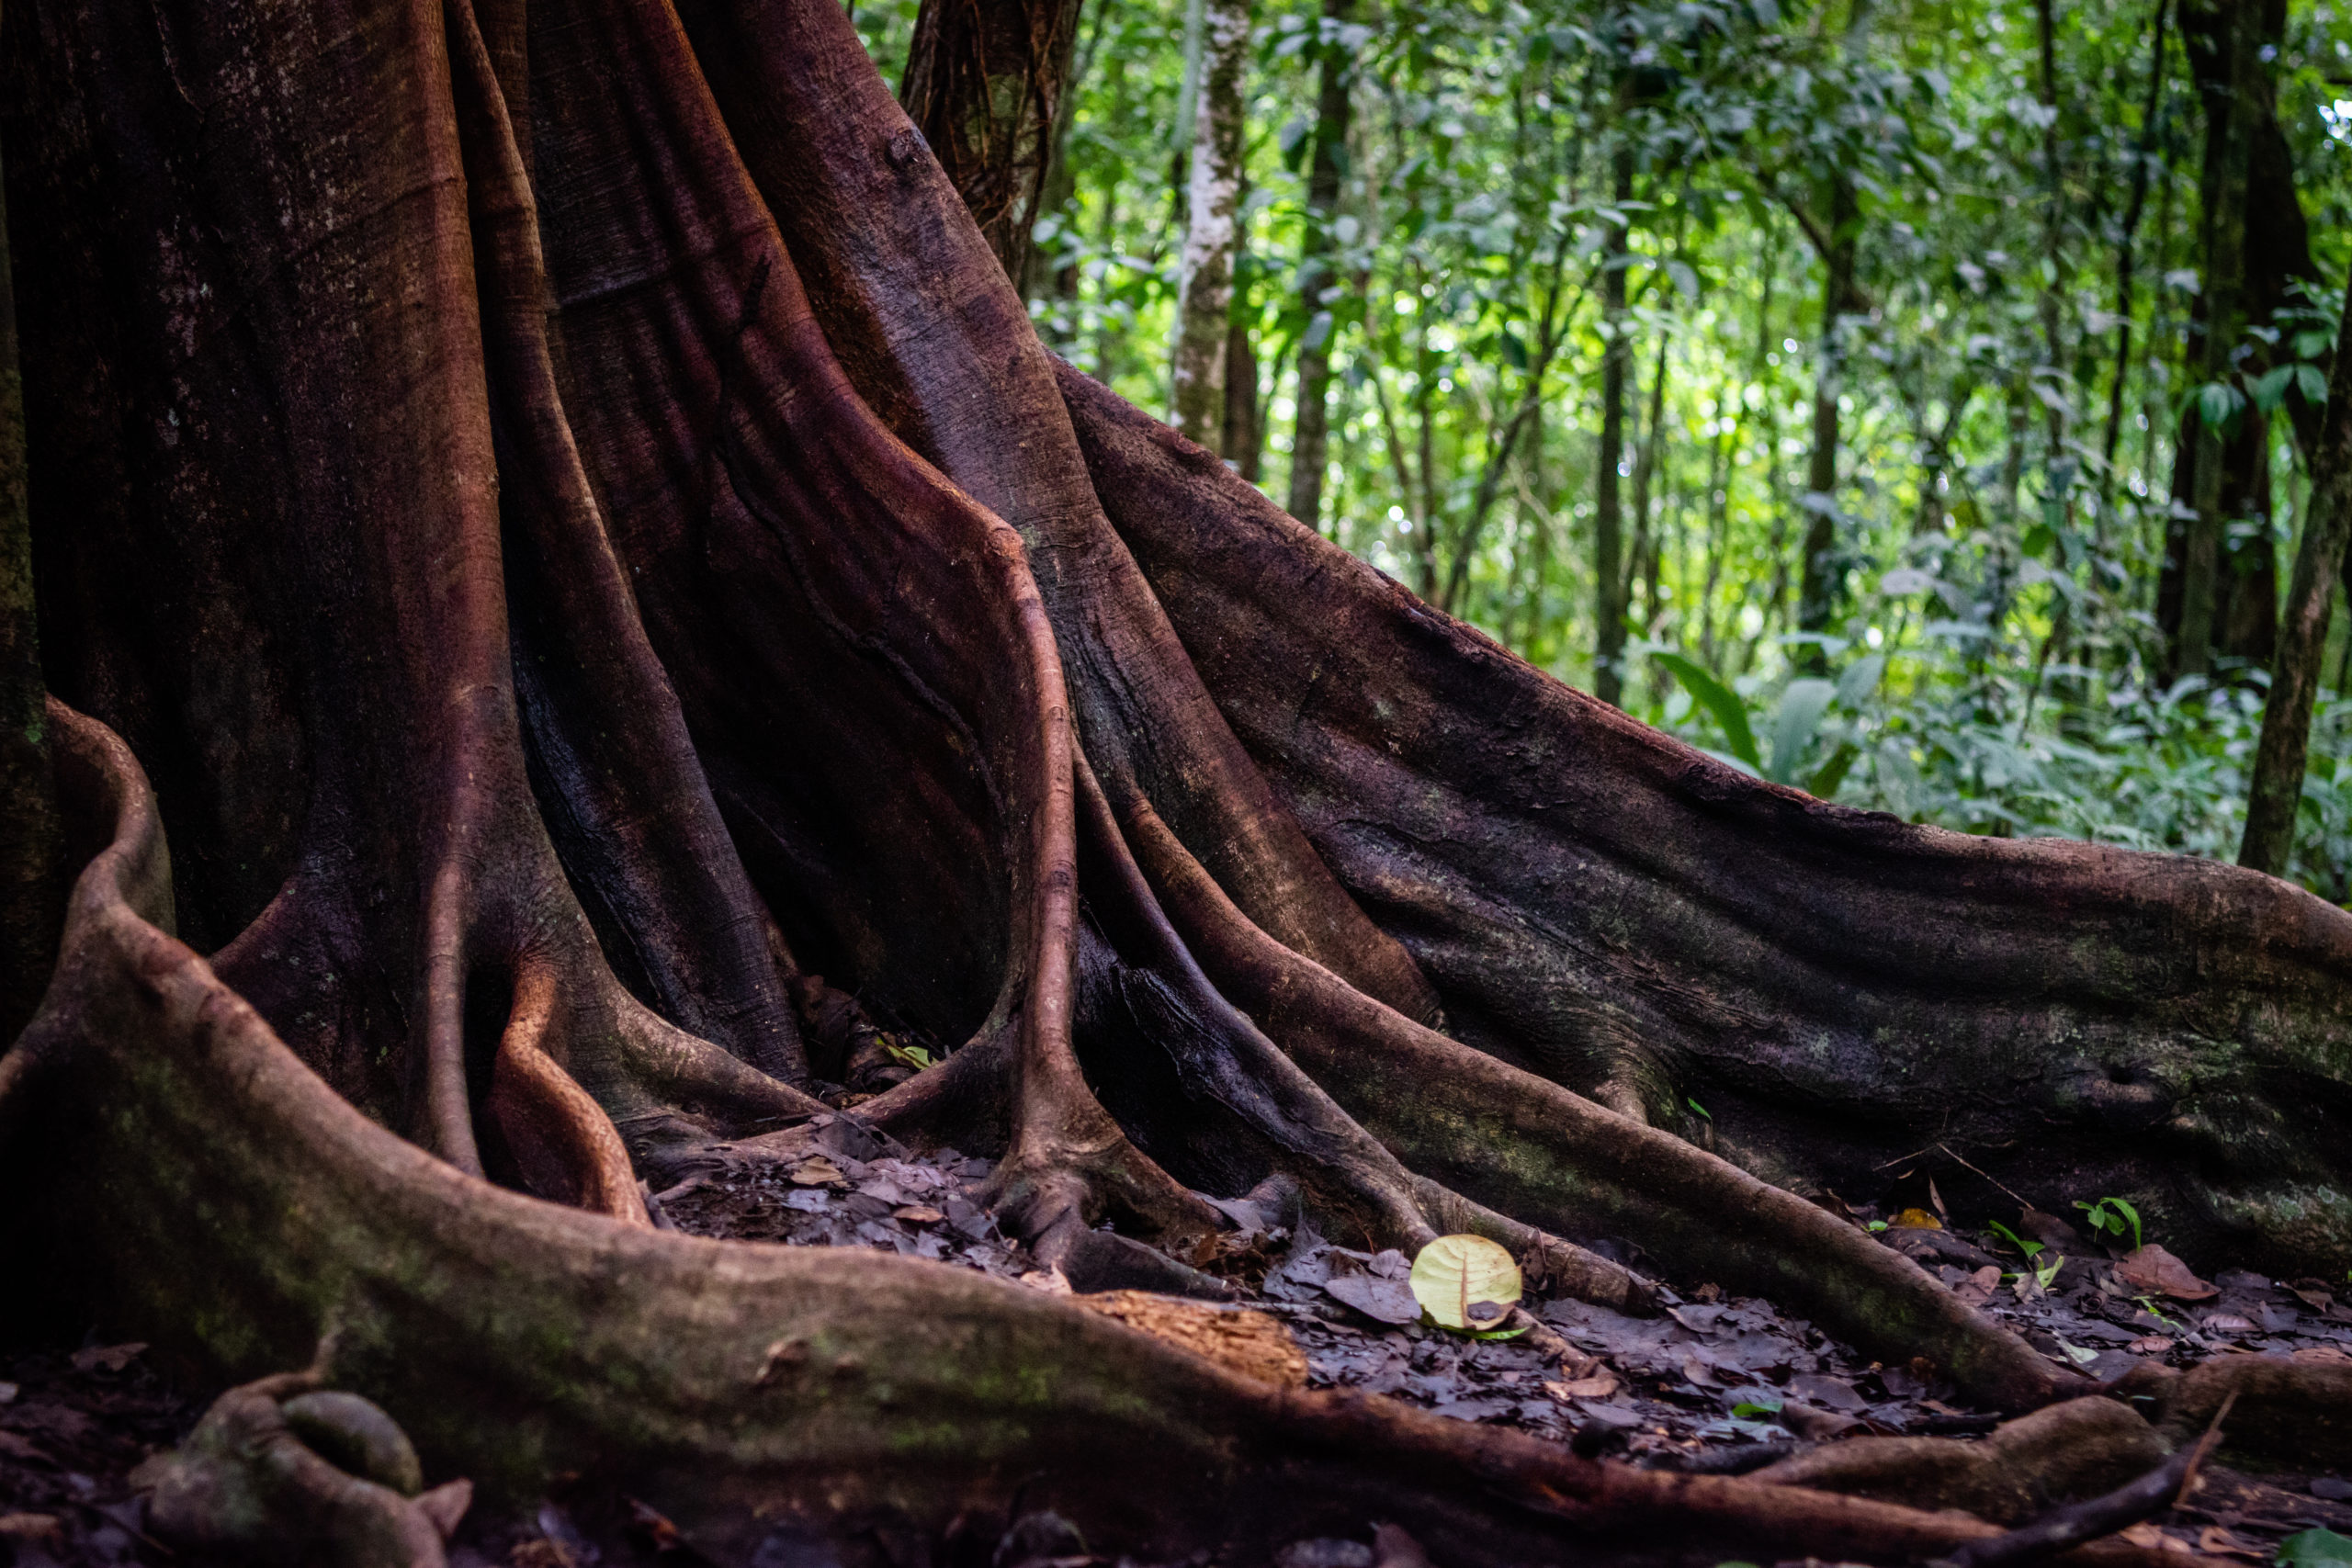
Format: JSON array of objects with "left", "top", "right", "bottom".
[
  {"left": 2114, "top": 1352, "right": 2352, "bottom": 1470},
  {"left": 130, "top": 1372, "right": 470, "bottom": 1568},
  {"left": 1752, "top": 1397, "right": 2168, "bottom": 1523},
  {"left": 1, "top": 705, "right": 2205, "bottom": 1568},
  {"left": 1934, "top": 1400, "right": 2233, "bottom": 1568},
  {"left": 487, "top": 964, "right": 650, "bottom": 1224}
]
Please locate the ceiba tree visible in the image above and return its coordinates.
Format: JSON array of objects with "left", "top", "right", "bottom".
[{"left": 1, "top": 0, "right": 2349, "bottom": 1562}]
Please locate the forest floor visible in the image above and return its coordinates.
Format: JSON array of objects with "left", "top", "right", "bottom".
[{"left": 6, "top": 1110, "right": 2352, "bottom": 1567}]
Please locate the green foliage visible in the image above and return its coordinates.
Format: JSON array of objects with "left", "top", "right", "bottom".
[
  {"left": 862, "top": 0, "right": 2352, "bottom": 901},
  {"left": 2076, "top": 1195, "right": 2144, "bottom": 1250},
  {"left": 2276, "top": 1528, "right": 2352, "bottom": 1568}
]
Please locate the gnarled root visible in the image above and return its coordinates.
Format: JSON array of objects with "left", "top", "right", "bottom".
[
  {"left": 130, "top": 1372, "right": 469, "bottom": 1568},
  {"left": 4, "top": 698, "right": 2202, "bottom": 1568},
  {"left": 1752, "top": 1397, "right": 2168, "bottom": 1523}
]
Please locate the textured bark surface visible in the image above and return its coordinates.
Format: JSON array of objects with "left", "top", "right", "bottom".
[
  {"left": 1170, "top": 0, "right": 1250, "bottom": 449},
  {"left": 2, "top": 0, "right": 2350, "bottom": 1558}
]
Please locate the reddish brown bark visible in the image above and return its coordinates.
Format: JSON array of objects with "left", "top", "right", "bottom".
[{"left": 0, "top": 0, "right": 2348, "bottom": 1557}]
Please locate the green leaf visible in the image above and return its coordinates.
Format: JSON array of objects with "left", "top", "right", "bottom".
[
  {"left": 1836, "top": 653, "right": 1887, "bottom": 708},
  {"left": 2299, "top": 363, "right": 2331, "bottom": 403},
  {"left": 1654, "top": 652, "right": 1760, "bottom": 771},
  {"left": 1986, "top": 1221, "right": 2043, "bottom": 1259},
  {"left": 1807, "top": 741, "right": 1860, "bottom": 799},
  {"left": 2251, "top": 364, "right": 2297, "bottom": 413},
  {"left": 1686, "top": 1097, "right": 1711, "bottom": 1119},
  {"left": 2277, "top": 1528, "right": 2352, "bottom": 1568},
  {"left": 1768, "top": 679, "right": 1838, "bottom": 786},
  {"left": 1409, "top": 1234, "right": 1523, "bottom": 1332}
]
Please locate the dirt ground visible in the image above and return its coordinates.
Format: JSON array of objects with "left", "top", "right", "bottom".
[{"left": 7, "top": 1112, "right": 2352, "bottom": 1565}]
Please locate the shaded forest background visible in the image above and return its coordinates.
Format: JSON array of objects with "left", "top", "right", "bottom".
[{"left": 859, "top": 0, "right": 2352, "bottom": 898}]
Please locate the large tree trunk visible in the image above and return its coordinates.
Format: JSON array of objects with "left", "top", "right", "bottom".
[
  {"left": 900, "top": 0, "right": 1086, "bottom": 286},
  {"left": 3, "top": 0, "right": 2350, "bottom": 1561}
]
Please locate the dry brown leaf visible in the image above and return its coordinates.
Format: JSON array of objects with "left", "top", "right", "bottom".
[
  {"left": 1544, "top": 1373, "right": 1621, "bottom": 1401},
  {"left": 891, "top": 1204, "right": 944, "bottom": 1224},
  {"left": 1077, "top": 1291, "right": 1307, "bottom": 1389},
  {"left": 1889, "top": 1208, "right": 1942, "bottom": 1230},
  {"left": 787, "top": 1156, "right": 845, "bottom": 1187},
  {"left": 2126, "top": 1335, "right": 2173, "bottom": 1354},
  {"left": 2112, "top": 1245, "right": 2217, "bottom": 1302}
]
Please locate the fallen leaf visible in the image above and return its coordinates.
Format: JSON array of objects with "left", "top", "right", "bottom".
[
  {"left": 1788, "top": 1371, "right": 1868, "bottom": 1412},
  {"left": 2289, "top": 1280, "right": 2337, "bottom": 1314},
  {"left": 1888, "top": 1208, "right": 1942, "bottom": 1230},
  {"left": 2196, "top": 1527, "right": 2268, "bottom": 1559},
  {"left": 627, "top": 1497, "right": 684, "bottom": 1551},
  {"left": 0, "top": 1432, "right": 50, "bottom": 1464},
  {"left": 70, "top": 1342, "right": 146, "bottom": 1373},
  {"left": 1016, "top": 1268, "right": 1072, "bottom": 1295},
  {"left": 2199, "top": 1312, "right": 2255, "bottom": 1333},
  {"left": 2291, "top": 1346, "right": 2352, "bottom": 1365},
  {"left": 1544, "top": 1373, "right": 1621, "bottom": 1401},
  {"left": 2113, "top": 1245, "right": 2217, "bottom": 1302},
  {"left": 1323, "top": 1271, "right": 1422, "bottom": 1325},
  {"left": 1408, "top": 1235, "right": 1521, "bottom": 1332},
  {"left": 788, "top": 1157, "right": 846, "bottom": 1187},
  {"left": 891, "top": 1204, "right": 944, "bottom": 1224},
  {"left": 2126, "top": 1336, "right": 2173, "bottom": 1354}
]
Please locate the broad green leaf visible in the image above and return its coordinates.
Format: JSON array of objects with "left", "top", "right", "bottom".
[
  {"left": 2299, "top": 363, "right": 2331, "bottom": 403},
  {"left": 1768, "top": 679, "right": 1837, "bottom": 786},
  {"left": 1835, "top": 653, "right": 1886, "bottom": 708},
  {"left": 2278, "top": 1528, "right": 2352, "bottom": 1568},
  {"left": 1654, "top": 652, "right": 1760, "bottom": 770},
  {"left": 1409, "top": 1234, "right": 1522, "bottom": 1332}
]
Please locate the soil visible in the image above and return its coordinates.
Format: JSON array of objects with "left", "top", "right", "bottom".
[{"left": 6, "top": 1116, "right": 2351, "bottom": 1566}]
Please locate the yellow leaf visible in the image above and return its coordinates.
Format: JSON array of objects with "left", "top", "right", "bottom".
[
  {"left": 1408, "top": 1235, "right": 1522, "bottom": 1331},
  {"left": 1889, "top": 1208, "right": 1942, "bottom": 1230}
]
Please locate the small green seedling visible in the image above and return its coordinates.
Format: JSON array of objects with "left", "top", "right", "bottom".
[
  {"left": 1987, "top": 1221, "right": 2043, "bottom": 1258},
  {"left": 1686, "top": 1097, "right": 1711, "bottom": 1120},
  {"left": 2075, "top": 1196, "right": 2143, "bottom": 1250}
]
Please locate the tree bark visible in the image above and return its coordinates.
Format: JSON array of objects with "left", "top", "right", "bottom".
[
  {"left": 1170, "top": 0, "right": 1250, "bottom": 450},
  {"left": 900, "top": 0, "right": 1087, "bottom": 286},
  {"left": 1594, "top": 150, "right": 1634, "bottom": 705},
  {"left": 0, "top": 106, "right": 60, "bottom": 1043},
  {"left": 1283, "top": 0, "right": 1355, "bottom": 532},
  {"left": 2240, "top": 254, "right": 2352, "bottom": 874}
]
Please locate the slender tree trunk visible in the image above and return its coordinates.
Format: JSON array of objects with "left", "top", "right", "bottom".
[
  {"left": 1628, "top": 330, "right": 1669, "bottom": 634},
  {"left": 1223, "top": 290, "right": 1263, "bottom": 479},
  {"left": 1794, "top": 174, "right": 1857, "bottom": 677},
  {"left": 1170, "top": 0, "right": 1250, "bottom": 449},
  {"left": 899, "top": 0, "right": 1086, "bottom": 286},
  {"left": 2101, "top": 0, "right": 2170, "bottom": 495},
  {"left": 1595, "top": 148, "right": 1633, "bottom": 705},
  {"left": 2242, "top": 260, "right": 2352, "bottom": 873},
  {"left": 1284, "top": 0, "right": 1355, "bottom": 530},
  {"left": 2175, "top": 0, "right": 2258, "bottom": 679},
  {"left": 0, "top": 117, "right": 61, "bottom": 1041}
]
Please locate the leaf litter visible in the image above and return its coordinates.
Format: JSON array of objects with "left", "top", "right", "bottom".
[{"left": 15, "top": 1123, "right": 2352, "bottom": 1565}]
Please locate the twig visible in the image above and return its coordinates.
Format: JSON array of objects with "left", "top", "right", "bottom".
[{"left": 1935, "top": 1392, "right": 2236, "bottom": 1568}]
